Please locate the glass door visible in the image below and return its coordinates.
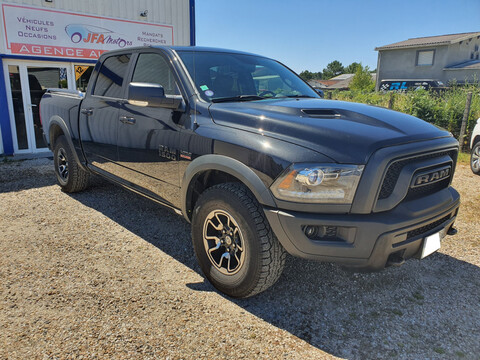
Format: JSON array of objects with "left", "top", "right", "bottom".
[
  {"left": 7, "top": 65, "right": 28, "bottom": 151},
  {"left": 4, "top": 61, "right": 72, "bottom": 153},
  {"left": 26, "top": 66, "right": 68, "bottom": 150}
]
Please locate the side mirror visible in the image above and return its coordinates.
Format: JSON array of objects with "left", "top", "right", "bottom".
[
  {"left": 315, "top": 88, "right": 324, "bottom": 98},
  {"left": 128, "top": 82, "right": 182, "bottom": 109}
]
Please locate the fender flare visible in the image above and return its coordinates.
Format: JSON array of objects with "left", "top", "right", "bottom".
[
  {"left": 181, "top": 154, "right": 277, "bottom": 222},
  {"left": 48, "top": 116, "right": 88, "bottom": 171}
]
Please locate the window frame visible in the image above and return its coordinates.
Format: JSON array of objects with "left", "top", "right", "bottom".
[{"left": 416, "top": 49, "right": 435, "bottom": 67}]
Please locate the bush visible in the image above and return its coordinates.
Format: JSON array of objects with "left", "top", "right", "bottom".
[
  {"left": 349, "top": 65, "right": 375, "bottom": 92},
  {"left": 331, "top": 86, "right": 480, "bottom": 145}
]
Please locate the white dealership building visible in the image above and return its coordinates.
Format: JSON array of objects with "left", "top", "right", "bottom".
[{"left": 0, "top": 0, "right": 194, "bottom": 156}]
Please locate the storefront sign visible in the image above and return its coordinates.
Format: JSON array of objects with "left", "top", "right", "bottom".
[{"left": 1, "top": 3, "right": 174, "bottom": 59}]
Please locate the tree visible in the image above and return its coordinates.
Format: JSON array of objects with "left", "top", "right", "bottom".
[
  {"left": 349, "top": 64, "right": 375, "bottom": 92},
  {"left": 299, "top": 70, "right": 323, "bottom": 81},
  {"left": 345, "top": 62, "right": 361, "bottom": 74},
  {"left": 322, "top": 60, "right": 344, "bottom": 79},
  {"left": 299, "top": 70, "right": 314, "bottom": 81}
]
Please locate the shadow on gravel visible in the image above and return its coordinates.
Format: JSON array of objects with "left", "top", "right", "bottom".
[
  {"left": 69, "top": 181, "right": 480, "bottom": 360},
  {"left": 0, "top": 160, "right": 56, "bottom": 193}
]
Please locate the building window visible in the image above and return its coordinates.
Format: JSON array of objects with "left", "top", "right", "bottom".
[{"left": 416, "top": 50, "right": 435, "bottom": 66}]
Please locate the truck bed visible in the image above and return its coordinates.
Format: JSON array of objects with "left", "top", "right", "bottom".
[{"left": 40, "top": 89, "right": 84, "bottom": 147}]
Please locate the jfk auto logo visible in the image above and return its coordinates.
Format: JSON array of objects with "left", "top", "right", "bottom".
[
  {"left": 65, "top": 24, "right": 132, "bottom": 48},
  {"left": 411, "top": 165, "right": 451, "bottom": 188}
]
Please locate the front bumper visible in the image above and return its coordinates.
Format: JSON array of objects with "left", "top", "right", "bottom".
[{"left": 265, "top": 186, "right": 460, "bottom": 271}]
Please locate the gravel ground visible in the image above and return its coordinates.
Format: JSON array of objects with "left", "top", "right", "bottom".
[{"left": 0, "top": 158, "right": 479, "bottom": 360}]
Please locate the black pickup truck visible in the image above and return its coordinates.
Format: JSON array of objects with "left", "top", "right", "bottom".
[{"left": 40, "top": 46, "right": 460, "bottom": 298}]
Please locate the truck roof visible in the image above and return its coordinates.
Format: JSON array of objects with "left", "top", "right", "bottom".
[
  {"left": 159, "top": 46, "right": 262, "bottom": 57},
  {"left": 98, "top": 45, "right": 265, "bottom": 59}
]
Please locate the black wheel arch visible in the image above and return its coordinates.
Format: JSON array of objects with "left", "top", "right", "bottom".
[
  {"left": 181, "top": 154, "right": 277, "bottom": 222},
  {"left": 48, "top": 116, "right": 88, "bottom": 172}
]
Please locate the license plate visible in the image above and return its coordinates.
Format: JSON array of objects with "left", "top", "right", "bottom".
[{"left": 420, "top": 231, "right": 442, "bottom": 259}]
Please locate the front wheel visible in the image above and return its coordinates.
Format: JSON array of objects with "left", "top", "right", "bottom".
[
  {"left": 471, "top": 142, "right": 480, "bottom": 175},
  {"left": 192, "top": 183, "right": 286, "bottom": 298},
  {"left": 53, "top": 135, "right": 89, "bottom": 192}
]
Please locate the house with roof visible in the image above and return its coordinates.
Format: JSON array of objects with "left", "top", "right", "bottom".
[
  {"left": 375, "top": 32, "right": 480, "bottom": 90},
  {"left": 309, "top": 73, "right": 376, "bottom": 91}
]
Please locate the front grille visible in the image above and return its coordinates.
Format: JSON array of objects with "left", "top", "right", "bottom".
[
  {"left": 378, "top": 149, "right": 457, "bottom": 200},
  {"left": 406, "top": 214, "right": 451, "bottom": 240},
  {"left": 404, "top": 178, "right": 450, "bottom": 200}
]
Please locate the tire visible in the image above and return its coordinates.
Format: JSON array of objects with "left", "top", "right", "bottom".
[
  {"left": 192, "top": 183, "right": 286, "bottom": 298},
  {"left": 471, "top": 142, "right": 480, "bottom": 175},
  {"left": 53, "top": 135, "right": 89, "bottom": 192}
]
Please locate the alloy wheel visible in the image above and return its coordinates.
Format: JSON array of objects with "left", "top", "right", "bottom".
[
  {"left": 57, "top": 148, "right": 69, "bottom": 181},
  {"left": 203, "top": 210, "right": 245, "bottom": 275}
]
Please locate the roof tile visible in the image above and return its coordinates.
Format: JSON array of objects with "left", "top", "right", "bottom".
[{"left": 376, "top": 32, "right": 480, "bottom": 50}]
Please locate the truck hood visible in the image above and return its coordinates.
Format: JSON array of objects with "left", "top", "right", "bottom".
[{"left": 208, "top": 98, "right": 451, "bottom": 164}]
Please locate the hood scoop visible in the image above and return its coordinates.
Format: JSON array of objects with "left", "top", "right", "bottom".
[{"left": 301, "top": 109, "right": 341, "bottom": 118}]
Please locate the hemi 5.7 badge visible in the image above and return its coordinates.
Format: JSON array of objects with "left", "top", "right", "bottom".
[{"left": 411, "top": 165, "right": 451, "bottom": 188}]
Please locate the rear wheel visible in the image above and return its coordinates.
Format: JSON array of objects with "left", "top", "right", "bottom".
[
  {"left": 192, "top": 183, "right": 286, "bottom": 298},
  {"left": 471, "top": 142, "right": 480, "bottom": 175},
  {"left": 53, "top": 135, "right": 89, "bottom": 192}
]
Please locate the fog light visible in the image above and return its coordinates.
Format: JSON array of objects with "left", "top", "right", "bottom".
[
  {"left": 303, "top": 225, "right": 339, "bottom": 240},
  {"left": 304, "top": 226, "right": 318, "bottom": 239}
]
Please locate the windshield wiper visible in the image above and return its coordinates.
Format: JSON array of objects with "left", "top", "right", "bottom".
[
  {"left": 282, "top": 94, "right": 317, "bottom": 98},
  {"left": 211, "top": 95, "right": 268, "bottom": 103}
]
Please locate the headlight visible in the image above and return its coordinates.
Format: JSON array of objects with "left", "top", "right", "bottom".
[{"left": 271, "top": 164, "right": 364, "bottom": 204}]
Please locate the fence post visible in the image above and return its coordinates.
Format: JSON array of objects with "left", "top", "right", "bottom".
[
  {"left": 459, "top": 92, "right": 472, "bottom": 152},
  {"left": 388, "top": 92, "right": 395, "bottom": 109}
]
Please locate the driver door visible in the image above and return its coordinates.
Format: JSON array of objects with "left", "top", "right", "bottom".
[{"left": 116, "top": 51, "right": 184, "bottom": 207}]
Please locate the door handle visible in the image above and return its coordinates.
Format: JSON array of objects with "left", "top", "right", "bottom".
[
  {"left": 119, "top": 116, "right": 136, "bottom": 125},
  {"left": 81, "top": 108, "right": 93, "bottom": 116}
]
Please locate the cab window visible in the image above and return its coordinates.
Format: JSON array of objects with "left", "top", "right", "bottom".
[
  {"left": 132, "top": 53, "right": 179, "bottom": 95},
  {"left": 93, "top": 54, "right": 131, "bottom": 98}
]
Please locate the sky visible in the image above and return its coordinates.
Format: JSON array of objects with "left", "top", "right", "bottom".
[{"left": 195, "top": 0, "right": 480, "bottom": 74}]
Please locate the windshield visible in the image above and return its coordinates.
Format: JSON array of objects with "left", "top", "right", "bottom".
[{"left": 176, "top": 50, "right": 319, "bottom": 102}]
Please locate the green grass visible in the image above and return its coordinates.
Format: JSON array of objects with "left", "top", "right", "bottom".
[{"left": 457, "top": 152, "right": 470, "bottom": 164}]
